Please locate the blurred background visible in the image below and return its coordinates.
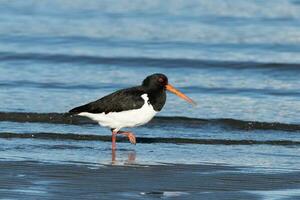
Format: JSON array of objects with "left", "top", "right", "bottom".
[
  {"left": 1, "top": 2, "right": 300, "bottom": 199},
  {"left": 0, "top": 0, "right": 300, "bottom": 123},
  {"left": 0, "top": 0, "right": 300, "bottom": 167}
]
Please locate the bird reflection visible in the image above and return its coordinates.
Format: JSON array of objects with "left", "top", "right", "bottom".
[{"left": 111, "top": 149, "right": 136, "bottom": 165}]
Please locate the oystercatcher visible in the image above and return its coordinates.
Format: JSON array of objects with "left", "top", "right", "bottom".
[{"left": 69, "top": 73, "right": 196, "bottom": 149}]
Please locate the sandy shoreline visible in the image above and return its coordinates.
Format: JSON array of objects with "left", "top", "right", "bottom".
[{"left": 1, "top": 161, "right": 300, "bottom": 200}]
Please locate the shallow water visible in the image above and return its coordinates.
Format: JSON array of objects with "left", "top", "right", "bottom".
[
  {"left": 0, "top": 1, "right": 300, "bottom": 199},
  {"left": 2, "top": 161, "right": 300, "bottom": 200}
]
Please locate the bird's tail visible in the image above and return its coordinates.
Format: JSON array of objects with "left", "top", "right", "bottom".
[
  {"left": 68, "top": 104, "right": 90, "bottom": 115},
  {"left": 63, "top": 112, "right": 73, "bottom": 117}
]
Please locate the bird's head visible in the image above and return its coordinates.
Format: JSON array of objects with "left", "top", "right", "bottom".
[{"left": 142, "top": 73, "right": 196, "bottom": 106}]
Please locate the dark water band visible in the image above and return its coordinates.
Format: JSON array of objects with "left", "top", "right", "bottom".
[
  {"left": 1, "top": 81, "right": 299, "bottom": 97},
  {"left": 1, "top": 51, "right": 300, "bottom": 70},
  {"left": 0, "top": 112, "right": 299, "bottom": 132},
  {"left": 0, "top": 132, "right": 299, "bottom": 146}
]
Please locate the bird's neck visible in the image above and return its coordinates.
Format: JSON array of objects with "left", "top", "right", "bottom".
[{"left": 146, "top": 88, "right": 166, "bottom": 112}]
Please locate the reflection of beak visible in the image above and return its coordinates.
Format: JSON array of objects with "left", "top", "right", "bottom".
[{"left": 165, "top": 84, "right": 197, "bottom": 106}]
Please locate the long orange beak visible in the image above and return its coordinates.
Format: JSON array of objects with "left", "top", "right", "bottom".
[{"left": 165, "top": 84, "right": 197, "bottom": 106}]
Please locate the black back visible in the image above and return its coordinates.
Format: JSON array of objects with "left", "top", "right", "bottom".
[{"left": 69, "top": 73, "right": 168, "bottom": 114}]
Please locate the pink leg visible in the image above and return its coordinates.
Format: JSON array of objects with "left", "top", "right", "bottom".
[
  {"left": 111, "top": 130, "right": 117, "bottom": 150},
  {"left": 117, "top": 131, "right": 136, "bottom": 145},
  {"left": 111, "top": 148, "right": 116, "bottom": 164}
]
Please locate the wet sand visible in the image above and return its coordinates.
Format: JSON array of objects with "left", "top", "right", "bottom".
[{"left": 1, "top": 161, "right": 300, "bottom": 200}]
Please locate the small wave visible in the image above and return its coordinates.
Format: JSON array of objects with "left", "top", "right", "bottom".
[
  {"left": 0, "top": 112, "right": 299, "bottom": 132},
  {"left": 0, "top": 132, "right": 299, "bottom": 146},
  {"left": 1, "top": 51, "right": 300, "bottom": 70},
  {"left": 183, "top": 86, "right": 300, "bottom": 97},
  {"left": 0, "top": 80, "right": 122, "bottom": 90},
  {"left": 1, "top": 81, "right": 299, "bottom": 97}
]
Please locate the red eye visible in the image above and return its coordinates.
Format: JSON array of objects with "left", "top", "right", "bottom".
[{"left": 158, "top": 78, "right": 164, "bottom": 83}]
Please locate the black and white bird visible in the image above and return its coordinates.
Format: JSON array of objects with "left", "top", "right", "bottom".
[{"left": 69, "top": 73, "right": 196, "bottom": 149}]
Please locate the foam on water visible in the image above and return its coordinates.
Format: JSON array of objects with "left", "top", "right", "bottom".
[{"left": 248, "top": 189, "right": 300, "bottom": 200}]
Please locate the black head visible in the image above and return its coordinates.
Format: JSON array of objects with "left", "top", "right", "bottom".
[
  {"left": 141, "top": 73, "right": 196, "bottom": 111},
  {"left": 142, "top": 73, "right": 168, "bottom": 91}
]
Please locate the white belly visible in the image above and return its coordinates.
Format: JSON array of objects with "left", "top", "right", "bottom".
[{"left": 78, "top": 94, "right": 157, "bottom": 131}]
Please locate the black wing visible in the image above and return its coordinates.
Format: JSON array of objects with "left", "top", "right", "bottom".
[{"left": 69, "top": 86, "right": 146, "bottom": 114}]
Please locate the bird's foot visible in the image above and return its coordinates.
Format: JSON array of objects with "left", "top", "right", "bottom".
[
  {"left": 127, "top": 132, "right": 136, "bottom": 145},
  {"left": 119, "top": 131, "right": 136, "bottom": 145}
]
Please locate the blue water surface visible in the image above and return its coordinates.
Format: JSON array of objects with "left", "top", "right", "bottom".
[{"left": 0, "top": 0, "right": 299, "bottom": 172}]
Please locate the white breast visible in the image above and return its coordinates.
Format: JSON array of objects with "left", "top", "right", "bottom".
[{"left": 78, "top": 94, "right": 158, "bottom": 131}]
